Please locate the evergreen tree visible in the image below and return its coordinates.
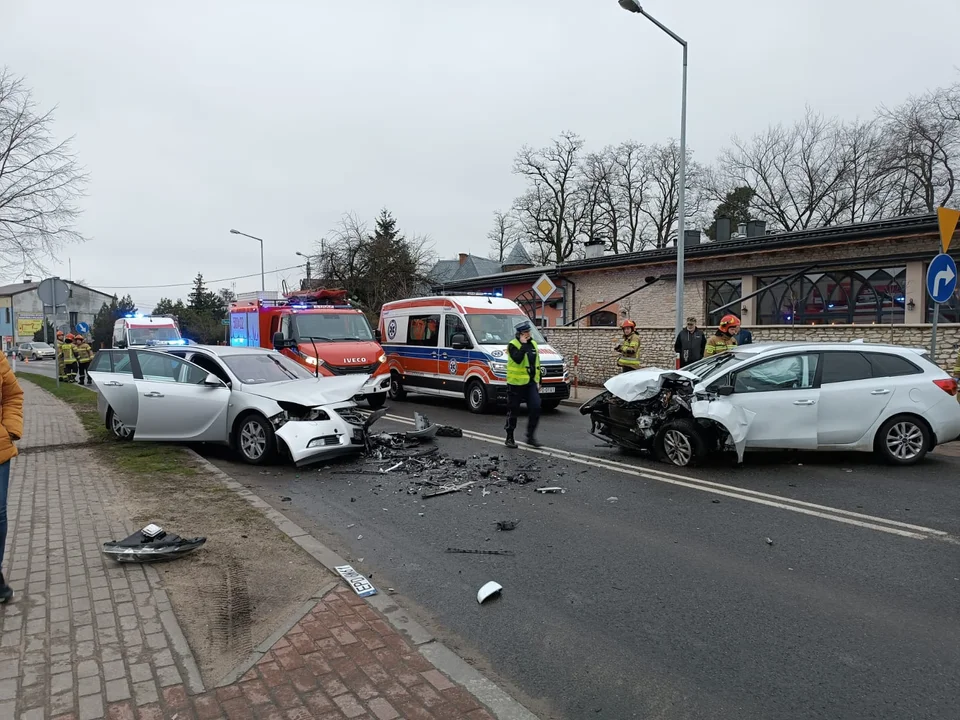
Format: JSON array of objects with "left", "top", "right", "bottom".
[
  {"left": 706, "top": 186, "right": 756, "bottom": 240},
  {"left": 33, "top": 319, "right": 57, "bottom": 343}
]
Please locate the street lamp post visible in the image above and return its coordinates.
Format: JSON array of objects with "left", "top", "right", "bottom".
[
  {"left": 618, "top": 1, "right": 688, "bottom": 336},
  {"left": 229, "top": 229, "right": 266, "bottom": 292},
  {"left": 296, "top": 252, "right": 311, "bottom": 280}
]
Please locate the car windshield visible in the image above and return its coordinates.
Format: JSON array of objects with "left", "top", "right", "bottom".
[
  {"left": 30, "top": 342, "right": 51, "bottom": 349},
  {"left": 683, "top": 351, "right": 742, "bottom": 381},
  {"left": 128, "top": 327, "right": 180, "bottom": 344},
  {"left": 293, "top": 312, "right": 374, "bottom": 342},
  {"left": 222, "top": 352, "right": 316, "bottom": 384},
  {"left": 465, "top": 314, "right": 546, "bottom": 345}
]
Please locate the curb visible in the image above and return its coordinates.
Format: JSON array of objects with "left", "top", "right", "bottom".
[{"left": 186, "top": 448, "right": 540, "bottom": 720}]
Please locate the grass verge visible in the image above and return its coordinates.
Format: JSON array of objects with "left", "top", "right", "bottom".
[{"left": 17, "top": 371, "right": 196, "bottom": 476}]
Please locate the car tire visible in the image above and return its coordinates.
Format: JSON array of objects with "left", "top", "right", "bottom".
[
  {"left": 106, "top": 407, "right": 134, "bottom": 442},
  {"left": 16, "top": 354, "right": 23, "bottom": 362},
  {"left": 874, "top": 415, "right": 931, "bottom": 466},
  {"left": 466, "top": 380, "right": 489, "bottom": 414},
  {"left": 654, "top": 418, "right": 708, "bottom": 467},
  {"left": 542, "top": 399, "right": 561, "bottom": 412},
  {"left": 234, "top": 413, "right": 277, "bottom": 465},
  {"left": 367, "top": 392, "right": 387, "bottom": 409},
  {"left": 389, "top": 372, "right": 407, "bottom": 401}
]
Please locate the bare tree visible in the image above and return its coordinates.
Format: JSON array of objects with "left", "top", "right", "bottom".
[
  {"left": 0, "top": 69, "right": 87, "bottom": 278},
  {"left": 610, "top": 141, "right": 649, "bottom": 252},
  {"left": 877, "top": 87, "right": 958, "bottom": 212},
  {"left": 486, "top": 210, "right": 516, "bottom": 263},
  {"left": 639, "top": 140, "right": 705, "bottom": 248},
  {"left": 512, "top": 131, "right": 586, "bottom": 264},
  {"left": 578, "top": 150, "right": 615, "bottom": 251},
  {"left": 716, "top": 109, "right": 853, "bottom": 232}
]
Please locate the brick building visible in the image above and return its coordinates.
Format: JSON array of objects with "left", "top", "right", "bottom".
[{"left": 432, "top": 214, "right": 960, "bottom": 383}]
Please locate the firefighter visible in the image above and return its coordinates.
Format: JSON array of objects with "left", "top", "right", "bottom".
[
  {"left": 615, "top": 319, "right": 641, "bottom": 373},
  {"left": 705, "top": 315, "right": 741, "bottom": 357},
  {"left": 60, "top": 334, "right": 78, "bottom": 382},
  {"left": 504, "top": 320, "right": 542, "bottom": 449},
  {"left": 74, "top": 334, "right": 93, "bottom": 385}
]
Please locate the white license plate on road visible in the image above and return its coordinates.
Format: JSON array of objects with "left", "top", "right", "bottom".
[
  {"left": 335, "top": 565, "right": 377, "bottom": 597},
  {"left": 540, "top": 386, "right": 556, "bottom": 394}
]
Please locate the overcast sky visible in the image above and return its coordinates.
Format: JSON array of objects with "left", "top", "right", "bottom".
[{"left": 7, "top": 0, "right": 959, "bottom": 311}]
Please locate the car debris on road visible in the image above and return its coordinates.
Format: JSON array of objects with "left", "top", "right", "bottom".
[
  {"left": 102, "top": 523, "right": 206, "bottom": 563},
  {"left": 477, "top": 581, "right": 503, "bottom": 604}
]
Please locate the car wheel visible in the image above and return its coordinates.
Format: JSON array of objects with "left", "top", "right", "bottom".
[
  {"left": 875, "top": 415, "right": 930, "bottom": 466},
  {"left": 542, "top": 399, "right": 561, "bottom": 412},
  {"left": 367, "top": 392, "right": 387, "bottom": 409},
  {"left": 388, "top": 372, "right": 407, "bottom": 401},
  {"left": 234, "top": 413, "right": 277, "bottom": 465},
  {"left": 654, "top": 418, "right": 708, "bottom": 467},
  {"left": 31, "top": 353, "right": 38, "bottom": 360},
  {"left": 16, "top": 354, "right": 23, "bottom": 361},
  {"left": 106, "top": 407, "right": 134, "bottom": 442},
  {"left": 466, "top": 380, "right": 489, "bottom": 414}
]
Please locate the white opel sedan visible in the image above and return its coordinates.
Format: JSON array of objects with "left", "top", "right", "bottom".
[
  {"left": 588, "top": 342, "right": 960, "bottom": 466},
  {"left": 89, "top": 345, "right": 383, "bottom": 466}
]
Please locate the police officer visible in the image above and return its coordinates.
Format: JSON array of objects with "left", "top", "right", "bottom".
[{"left": 504, "top": 320, "right": 542, "bottom": 449}]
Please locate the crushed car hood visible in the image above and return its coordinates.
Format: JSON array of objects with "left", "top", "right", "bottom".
[
  {"left": 604, "top": 367, "right": 700, "bottom": 402},
  {"left": 241, "top": 376, "right": 368, "bottom": 406}
]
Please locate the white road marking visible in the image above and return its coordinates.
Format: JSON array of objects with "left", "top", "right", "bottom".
[{"left": 382, "top": 413, "right": 953, "bottom": 542}]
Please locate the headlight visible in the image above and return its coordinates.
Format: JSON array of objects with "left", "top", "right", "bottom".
[
  {"left": 489, "top": 361, "right": 507, "bottom": 375},
  {"left": 304, "top": 355, "right": 324, "bottom": 367},
  {"left": 378, "top": 353, "right": 387, "bottom": 364}
]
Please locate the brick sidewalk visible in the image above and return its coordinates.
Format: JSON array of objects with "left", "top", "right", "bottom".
[{"left": 0, "top": 380, "right": 510, "bottom": 719}]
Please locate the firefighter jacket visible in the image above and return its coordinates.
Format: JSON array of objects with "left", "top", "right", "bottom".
[
  {"left": 60, "top": 342, "right": 76, "bottom": 363},
  {"left": 75, "top": 342, "right": 93, "bottom": 363},
  {"left": 704, "top": 333, "right": 737, "bottom": 357},
  {"left": 616, "top": 332, "right": 641, "bottom": 368}
]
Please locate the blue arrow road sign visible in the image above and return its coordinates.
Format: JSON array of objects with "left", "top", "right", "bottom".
[
  {"left": 75, "top": 322, "right": 90, "bottom": 334},
  {"left": 926, "top": 253, "right": 957, "bottom": 304}
]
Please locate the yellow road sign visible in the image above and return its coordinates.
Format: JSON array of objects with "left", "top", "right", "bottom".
[
  {"left": 937, "top": 206, "right": 960, "bottom": 254},
  {"left": 533, "top": 274, "right": 557, "bottom": 302}
]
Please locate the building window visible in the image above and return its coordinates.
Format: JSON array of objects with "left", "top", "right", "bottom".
[
  {"left": 408, "top": 314, "right": 439, "bottom": 347},
  {"left": 756, "top": 267, "right": 906, "bottom": 325},
  {"left": 2, "top": 308, "right": 9, "bottom": 324},
  {"left": 705, "top": 279, "right": 742, "bottom": 327},
  {"left": 69, "top": 312, "right": 78, "bottom": 330},
  {"left": 588, "top": 311, "right": 617, "bottom": 327}
]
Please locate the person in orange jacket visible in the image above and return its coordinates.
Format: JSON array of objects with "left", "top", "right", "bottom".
[{"left": 0, "top": 351, "right": 24, "bottom": 603}]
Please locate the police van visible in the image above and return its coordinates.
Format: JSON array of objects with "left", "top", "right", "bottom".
[{"left": 378, "top": 295, "right": 570, "bottom": 413}]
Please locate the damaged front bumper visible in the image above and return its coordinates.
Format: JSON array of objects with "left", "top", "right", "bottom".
[{"left": 277, "top": 406, "right": 387, "bottom": 466}]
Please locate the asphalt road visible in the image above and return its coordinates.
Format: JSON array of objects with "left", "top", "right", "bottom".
[{"left": 194, "top": 394, "right": 960, "bottom": 720}]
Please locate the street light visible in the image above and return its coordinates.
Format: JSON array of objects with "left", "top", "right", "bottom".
[
  {"left": 618, "top": 0, "right": 688, "bottom": 336},
  {"left": 229, "top": 228, "right": 266, "bottom": 292},
  {"left": 296, "top": 251, "right": 311, "bottom": 280}
]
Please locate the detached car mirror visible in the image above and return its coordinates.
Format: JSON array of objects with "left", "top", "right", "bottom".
[
  {"left": 450, "top": 333, "right": 471, "bottom": 350},
  {"left": 203, "top": 373, "right": 223, "bottom": 387},
  {"left": 716, "top": 384, "right": 735, "bottom": 396}
]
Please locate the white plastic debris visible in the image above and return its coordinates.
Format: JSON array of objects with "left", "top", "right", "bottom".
[
  {"left": 607, "top": 497, "right": 619, "bottom": 503},
  {"left": 536, "top": 487, "right": 565, "bottom": 494},
  {"left": 477, "top": 581, "right": 503, "bottom": 604}
]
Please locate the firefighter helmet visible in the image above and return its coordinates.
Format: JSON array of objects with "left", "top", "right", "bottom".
[
  {"left": 620, "top": 319, "right": 636, "bottom": 330},
  {"left": 718, "top": 314, "right": 741, "bottom": 332},
  {"left": 65, "top": 333, "right": 75, "bottom": 341}
]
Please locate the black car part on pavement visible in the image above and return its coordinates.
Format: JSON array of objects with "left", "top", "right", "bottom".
[{"left": 102, "top": 523, "right": 206, "bottom": 563}]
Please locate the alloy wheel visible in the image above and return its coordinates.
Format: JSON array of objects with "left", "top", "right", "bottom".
[
  {"left": 240, "top": 420, "right": 267, "bottom": 460},
  {"left": 885, "top": 421, "right": 925, "bottom": 461},
  {"left": 111, "top": 414, "right": 133, "bottom": 440},
  {"left": 663, "top": 429, "right": 693, "bottom": 466}
]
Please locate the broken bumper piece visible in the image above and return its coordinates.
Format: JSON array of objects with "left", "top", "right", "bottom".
[{"left": 102, "top": 524, "right": 206, "bottom": 563}]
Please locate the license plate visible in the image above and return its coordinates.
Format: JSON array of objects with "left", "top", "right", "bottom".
[
  {"left": 540, "top": 386, "right": 556, "bottom": 394},
  {"left": 334, "top": 565, "right": 377, "bottom": 597}
]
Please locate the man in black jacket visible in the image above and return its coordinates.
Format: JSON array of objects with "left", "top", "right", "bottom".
[{"left": 674, "top": 317, "right": 706, "bottom": 368}]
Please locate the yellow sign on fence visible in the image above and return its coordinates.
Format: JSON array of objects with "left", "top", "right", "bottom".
[{"left": 16, "top": 318, "right": 44, "bottom": 337}]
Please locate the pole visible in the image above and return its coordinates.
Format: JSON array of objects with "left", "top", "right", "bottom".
[
  {"left": 931, "top": 302, "right": 939, "bottom": 359},
  {"left": 259, "top": 239, "right": 265, "bottom": 292},
  {"left": 675, "top": 42, "right": 688, "bottom": 338}
]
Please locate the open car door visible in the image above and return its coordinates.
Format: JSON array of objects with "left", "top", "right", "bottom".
[{"left": 88, "top": 349, "right": 140, "bottom": 430}]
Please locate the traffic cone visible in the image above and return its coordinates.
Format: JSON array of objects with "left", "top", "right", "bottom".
[{"left": 23, "top": 356, "right": 28, "bottom": 363}]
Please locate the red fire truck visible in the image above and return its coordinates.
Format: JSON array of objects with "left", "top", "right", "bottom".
[{"left": 228, "top": 288, "right": 391, "bottom": 408}]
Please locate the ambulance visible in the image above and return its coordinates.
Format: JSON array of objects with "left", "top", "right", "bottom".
[
  {"left": 112, "top": 315, "right": 184, "bottom": 348},
  {"left": 378, "top": 295, "right": 570, "bottom": 413},
  {"left": 228, "top": 288, "right": 391, "bottom": 408}
]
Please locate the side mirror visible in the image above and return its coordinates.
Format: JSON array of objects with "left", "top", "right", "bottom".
[
  {"left": 375, "top": 329, "right": 382, "bottom": 342},
  {"left": 450, "top": 333, "right": 471, "bottom": 350},
  {"left": 272, "top": 332, "right": 286, "bottom": 349},
  {"left": 716, "top": 385, "right": 735, "bottom": 396},
  {"left": 203, "top": 373, "right": 224, "bottom": 387}
]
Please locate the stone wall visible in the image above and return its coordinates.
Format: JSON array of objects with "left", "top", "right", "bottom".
[{"left": 542, "top": 324, "right": 960, "bottom": 386}]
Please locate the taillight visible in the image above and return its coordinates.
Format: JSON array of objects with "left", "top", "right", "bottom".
[{"left": 933, "top": 378, "right": 958, "bottom": 396}]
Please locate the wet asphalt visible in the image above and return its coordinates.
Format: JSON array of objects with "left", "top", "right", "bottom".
[{"left": 196, "top": 394, "right": 960, "bottom": 720}]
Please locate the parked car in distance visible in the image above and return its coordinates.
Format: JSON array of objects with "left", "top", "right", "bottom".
[
  {"left": 17, "top": 342, "right": 56, "bottom": 361},
  {"left": 88, "top": 345, "right": 385, "bottom": 466},
  {"left": 582, "top": 342, "right": 960, "bottom": 467}
]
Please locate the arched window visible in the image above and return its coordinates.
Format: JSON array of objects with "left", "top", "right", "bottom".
[
  {"left": 588, "top": 310, "right": 618, "bottom": 327},
  {"left": 705, "top": 279, "right": 742, "bottom": 326},
  {"left": 756, "top": 267, "right": 906, "bottom": 325}
]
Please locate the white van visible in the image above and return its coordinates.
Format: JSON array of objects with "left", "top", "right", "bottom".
[
  {"left": 378, "top": 295, "right": 570, "bottom": 412},
  {"left": 112, "top": 315, "right": 184, "bottom": 348}
]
